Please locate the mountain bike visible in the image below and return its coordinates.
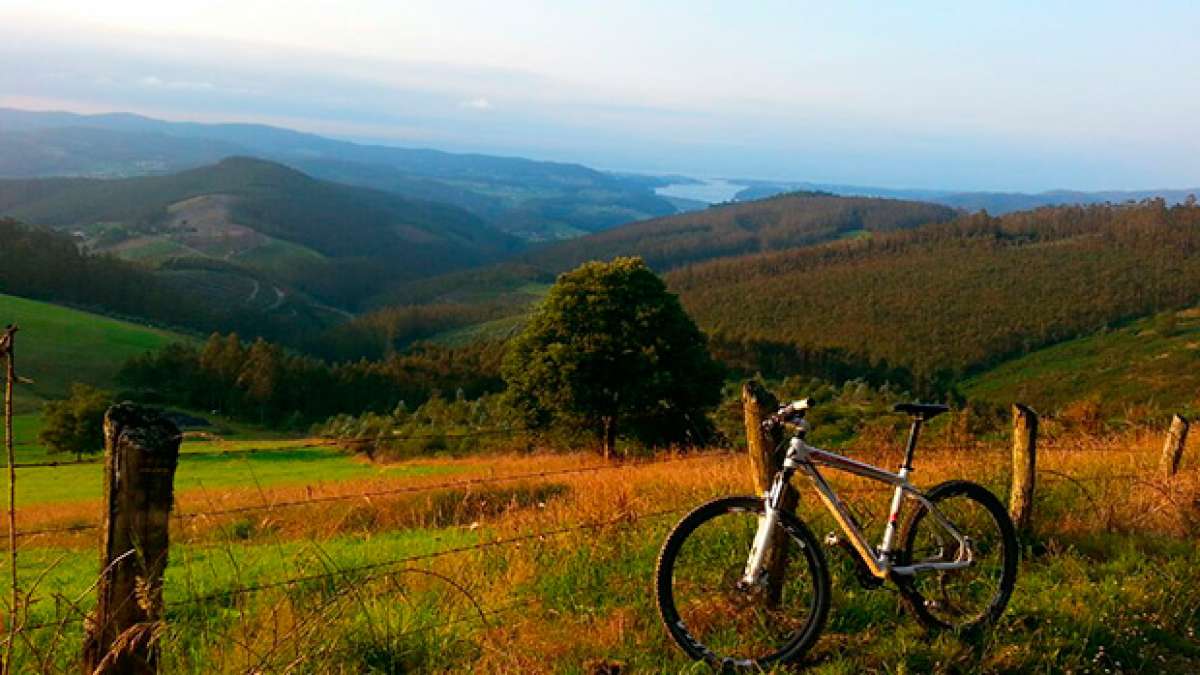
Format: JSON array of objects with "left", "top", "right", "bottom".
[{"left": 655, "top": 400, "right": 1018, "bottom": 670}]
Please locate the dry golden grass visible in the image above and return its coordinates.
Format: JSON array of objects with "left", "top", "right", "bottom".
[{"left": 10, "top": 426, "right": 1200, "bottom": 673}]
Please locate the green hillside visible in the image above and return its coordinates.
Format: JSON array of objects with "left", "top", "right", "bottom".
[
  {"left": 0, "top": 157, "right": 515, "bottom": 258},
  {"left": 0, "top": 157, "right": 521, "bottom": 310},
  {"left": 667, "top": 201, "right": 1200, "bottom": 391},
  {"left": 0, "top": 293, "right": 187, "bottom": 412},
  {"left": 523, "top": 191, "right": 959, "bottom": 272},
  {"left": 962, "top": 309, "right": 1200, "bottom": 418},
  {"left": 345, "top": 192, "right": 960, "bottom": 356}
]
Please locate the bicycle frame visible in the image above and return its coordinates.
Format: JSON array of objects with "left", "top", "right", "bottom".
[{"left": 742, "top": 434, "right": 974, "bottom": 585}]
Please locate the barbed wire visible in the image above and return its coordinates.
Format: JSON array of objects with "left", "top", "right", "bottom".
[
  {"left": 7, "top": 458, "right": 1194, "bottom": 641},
  {"left": 7, "top": 452, "right": 728, "bottom": 539},
  {"left": 8, "top": 429, "right": 526, "bottom": 471},
  {"left": 10, "top": 506, "right": 683, "bottom": 635},
  {"left": 13, "top": 453, "right": 1183, "bottom": 539}
]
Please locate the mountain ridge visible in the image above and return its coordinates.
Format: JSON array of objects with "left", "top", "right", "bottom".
[{"left": 0, "top": 107, "right": 678, "bottom": 239}]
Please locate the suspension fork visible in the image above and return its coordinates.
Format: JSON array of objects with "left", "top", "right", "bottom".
[{"left": 741, "top": 468, "right": 793, "bottom": 586}]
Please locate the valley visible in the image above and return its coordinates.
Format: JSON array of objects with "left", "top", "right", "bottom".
[{"left": 2, "top": 107, "right": 1199, "bottom": 675}]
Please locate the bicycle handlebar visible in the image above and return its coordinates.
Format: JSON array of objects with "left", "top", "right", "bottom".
[{"left": 763, "top": 398, "right": 812, "bottom": 434}]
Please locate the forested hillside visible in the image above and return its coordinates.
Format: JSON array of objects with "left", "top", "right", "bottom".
[
  {"left": 525, "top": 191, "right": 958, "bottom": 271},
  {"left": 0, "top": 218, "right": 340, "bottom": 342},
  {"left": 668, "top": 200, "right": 1200, "bottom": 391},
  {"left": 0, "top": 158, "right": 520, "bottom": 309},
  {"left": 325, "top": 192, "right": 957, "bottom": 354}
]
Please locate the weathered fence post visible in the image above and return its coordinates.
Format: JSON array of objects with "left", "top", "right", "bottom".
[
  {"left": 741, "top": 381, "right": 795, "bottom": 605},
  {"left": 1159, "top": 414, "right": 1189, "bottom": 479},
  {"left": 2, "top": 325, "right": 18, "bottom": 675},
  {"left": 1009, "top": 403, "right": 1038, "bottom": 537},
  {"left": 82, "top": 404, "right": 181, "bottom": 675},
  {"left": 742, "top": 381, "right": 780, "bottom": 494}
]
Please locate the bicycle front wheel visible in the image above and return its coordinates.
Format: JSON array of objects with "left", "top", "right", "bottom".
[{"left": 655, "top": 496, "right": 830, "bottom": 669}]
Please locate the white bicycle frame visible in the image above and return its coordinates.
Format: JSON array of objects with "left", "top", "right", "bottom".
[{"left": 742, "top": 434, "right": 974, "bottom": 585}]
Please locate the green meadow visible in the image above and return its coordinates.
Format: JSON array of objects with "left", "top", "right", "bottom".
[{"left": 0, "top": 293, "right": 187, "bottom": 412}]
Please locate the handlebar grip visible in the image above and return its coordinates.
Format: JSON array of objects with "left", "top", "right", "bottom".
[{"left": 762, "top": 398, "right": 813, "bottom": 432}]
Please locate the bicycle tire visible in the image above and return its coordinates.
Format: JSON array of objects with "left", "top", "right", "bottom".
[
  {"left": 895, "top": 480, "right": 1018, "bottom": 633},
  {"left": 655, "top": 495, "right": 830, "bottom": 669}
]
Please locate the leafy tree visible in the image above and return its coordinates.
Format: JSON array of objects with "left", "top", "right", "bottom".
[
  {"left": 38, "top": 383, "right": 112, "bottom": 458},
  {"left": 503, "top": 257, "right": 723, "bottom": 457}
]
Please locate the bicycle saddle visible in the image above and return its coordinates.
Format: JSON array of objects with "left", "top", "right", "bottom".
[{"left": 893, "top": 402, "right": 950, "bottom": 419}]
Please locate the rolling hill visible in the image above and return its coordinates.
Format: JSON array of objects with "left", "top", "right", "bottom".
[
  {"left": 522, "top": 191, "right": 959, "bottom": 271},
  {"left": 667, "top": 200, "right": 1200, "bottom": 391},
  {"left": 0, "top": 157, "right": 521, "bottom": 310},
  {"left": 0, "top": 108, "right": 678, "bottom": 240},
  {"left": 315, "top": 192, "right": 959, "bottom": 359}
]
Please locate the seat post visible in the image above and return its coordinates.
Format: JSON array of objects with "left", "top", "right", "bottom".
[{"left": 901, "top": 417, "right": 923, "bottom": 470}]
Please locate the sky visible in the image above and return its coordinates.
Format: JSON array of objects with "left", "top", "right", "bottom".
[{"left": 1, "top": 1, "right": 1198, "bottom": 191}]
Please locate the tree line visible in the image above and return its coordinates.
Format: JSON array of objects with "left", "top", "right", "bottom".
[{"left": 118, "top": 333, "right": 505, "bottom": 428}]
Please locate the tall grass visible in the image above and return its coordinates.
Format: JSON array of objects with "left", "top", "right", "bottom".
[{"left": 5, "top": 429, "right": 1200, "bottom": 672}]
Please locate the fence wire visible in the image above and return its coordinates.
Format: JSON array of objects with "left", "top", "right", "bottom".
[{"left": 7, "top": 452, "right": 725, "bottom": 539}]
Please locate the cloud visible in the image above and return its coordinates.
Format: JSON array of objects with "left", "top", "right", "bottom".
[
  {"left": 459, "top": 97, "right": 493, "bottom": 111},
  {"left": 138, "top": 75, "right": 216, "bottom": 91}
]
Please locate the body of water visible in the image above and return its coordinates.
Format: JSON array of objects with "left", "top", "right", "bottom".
[{"left": 655, "top": 178, "right": 745, "bottom": 204}]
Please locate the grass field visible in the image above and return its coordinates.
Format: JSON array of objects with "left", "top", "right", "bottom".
[
  {"left": 963, "top": 309, "right": 1200, "bottom": 418},
  {"left": 0, "top": 293, "right": 187, "bottom": 412},
  {"left": 4, "top": 427, "right": 1198, "bottom": 673}
]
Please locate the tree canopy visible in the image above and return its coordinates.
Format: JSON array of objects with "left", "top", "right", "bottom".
[
  {"left": 502, "top": 257, "right": 723, "bottom": 456},
  {"left": 38, "top": 383, "right": 112, "bottom": 458}
]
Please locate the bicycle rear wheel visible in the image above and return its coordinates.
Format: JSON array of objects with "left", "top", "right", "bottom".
[
  {"left": 655, "top": 496, "right": 830, "bottom": 669},
  {"left": 896, "top": 480, "right": 1018, "bottom": 632}
]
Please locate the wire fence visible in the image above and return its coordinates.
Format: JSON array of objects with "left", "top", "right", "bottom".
[
  {"left": 10, "top": 505, "right": 686, "bottom": 636},
  {"left": 1, "top": 338, "right": 1195, "bottom": 672}
]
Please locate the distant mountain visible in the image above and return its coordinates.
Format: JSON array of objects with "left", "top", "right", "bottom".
[
  {"left": 0, "top": 157, "right": 520, "bottom": 309},
  {"left": 732, "top": 179, "right": 1200, "bottom": 215},
  {"left": 523, "top": 191, "right": 958, "bottom": 272},
  {"left": 0, "top": 125, "right": 244, "bottom": 177},
  {"left": 0, "top": 107, "right": 677, "bottom": 240}
]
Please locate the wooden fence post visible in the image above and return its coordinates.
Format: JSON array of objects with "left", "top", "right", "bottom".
[
  {"left": 2, "top": 325, "right": 17, "bottom": 675},
  {"left": 82, "top": 404, "right": 181, "bottom": 675},
  {"left": 1009, "top": 403, "right": 1038, "bottom": 537},
  {"left": 741, "top": 381, "right": 795, "bottom": 606},
  {"left": 1160, "top": 414, "right": 1189, "bottom": 479},
  {"left": 742, "top": 381, "right": 780, "bottom": 495}
]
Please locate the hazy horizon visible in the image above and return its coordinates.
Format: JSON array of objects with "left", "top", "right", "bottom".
[{"left": 3, "top": 1, "right": 1199, "bottom": 192}]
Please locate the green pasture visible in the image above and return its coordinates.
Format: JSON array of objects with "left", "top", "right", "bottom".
[
  {"left": 8, "top": 437, "right": 456, "bottom": 506},
  {"left": 0, "top": 293, "right": 187, "bottom": 412}
]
